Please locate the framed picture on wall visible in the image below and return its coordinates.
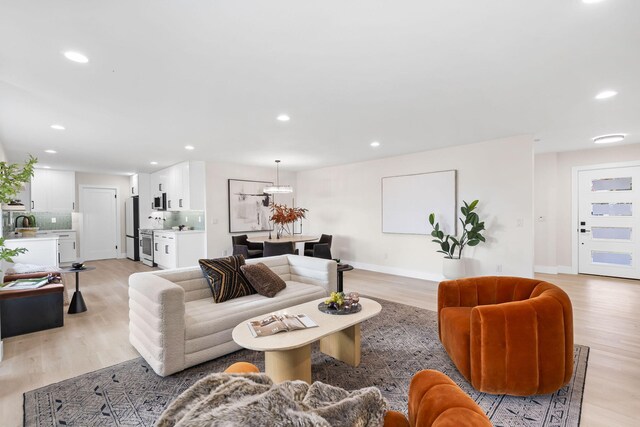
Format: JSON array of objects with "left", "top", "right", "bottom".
[{"left": 228, "top": 179, "right": 274, "bottom": 233}]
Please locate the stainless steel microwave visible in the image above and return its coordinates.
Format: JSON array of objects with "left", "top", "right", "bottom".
[{"left": 153, "top": 193, "right": 167, "bottom": 210}]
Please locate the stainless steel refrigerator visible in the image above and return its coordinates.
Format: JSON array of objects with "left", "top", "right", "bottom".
[{"left": 125, "top": 196, "right": 140, "bottom": 261}]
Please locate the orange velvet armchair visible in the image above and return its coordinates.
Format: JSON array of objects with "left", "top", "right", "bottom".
[
  {"left": 224, "top": 363, "right": 492, "bottom": 427},
  {"left": 438, "top": 276, "right": 573, "bottom": 396}
]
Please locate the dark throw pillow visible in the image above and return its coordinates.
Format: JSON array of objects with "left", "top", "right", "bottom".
[
  {"left": 240, "top": 263, "right": 287, "bottom": 298},
  {"left": 199, "top": 255, "right": 256, "bottom": 303}
]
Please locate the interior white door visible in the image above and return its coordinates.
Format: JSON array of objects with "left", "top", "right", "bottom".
[
  {"left": 578, "top": 166, "right": 640, "bottom": 279},
  {"left": 81, "top": 187, "right": 119, "bottom": 261}
]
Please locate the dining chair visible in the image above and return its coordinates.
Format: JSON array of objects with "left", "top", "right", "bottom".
[
  {"left": 231, "top": 235, "right": 264, "bottom": 258},
  {"left": 304, "top": 234, "right": 332, "bottom": 257},
  {"left": 263, "top": 241, "right": 297, "bottom": 257}
]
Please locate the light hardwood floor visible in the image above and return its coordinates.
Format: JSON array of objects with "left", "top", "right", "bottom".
[{"left": 1, "top": 260, "right": 638, "bottom": 426}]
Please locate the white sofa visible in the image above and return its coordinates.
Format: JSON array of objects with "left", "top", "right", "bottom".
[{"left": 128, "top": 255, "right": 337, "bottom": 376}]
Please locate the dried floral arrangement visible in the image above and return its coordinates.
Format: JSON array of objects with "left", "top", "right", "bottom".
[{"left": 269, "top": 203, "right": 308, "bottom": 237}]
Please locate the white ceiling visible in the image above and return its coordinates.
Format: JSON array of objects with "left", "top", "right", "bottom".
[{"left": 1, "top": 0, "right": 639, "bottom": 174}]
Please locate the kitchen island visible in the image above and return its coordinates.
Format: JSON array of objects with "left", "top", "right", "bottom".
[{"left": 3, "top": 235, "right": 59, "bottom": 267}]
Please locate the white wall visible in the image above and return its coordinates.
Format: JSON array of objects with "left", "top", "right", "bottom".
[
  {"left": 0, "top": 139, "right": 6, "bottom": 162},
  {"left": 534, "top": 143, "right": 640, "bottom": 272},
  {"left": 205, "top": 161, "right": 296, "bottom": 258},
  {"left": 296, "top": 135, "right": 535, "bottom": 281},
  {"left": 75, "top": 172, "right": 131, "bottom": 257}
]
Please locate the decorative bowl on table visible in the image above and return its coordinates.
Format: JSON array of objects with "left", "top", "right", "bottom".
[{"left": 318, "top": 292, "right": 362, "bottom": 315}]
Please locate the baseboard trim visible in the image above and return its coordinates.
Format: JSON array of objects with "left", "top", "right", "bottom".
[
  {"left": 558, "top": 265, "right": 574, "bottom": 274},
  {"left": 534, "top": 265, "right": 575, "bottom": 275},
  {"left": 341, "top": 260, "right": 444, "bottom": 283},
  {"left": 534, "top": 265, "right": 558, "bottom": 274}
]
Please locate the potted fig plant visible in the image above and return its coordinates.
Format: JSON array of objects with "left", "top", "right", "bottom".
[
  {"left": 429, "top": 199, "right": 486, "bottom": 279},
  {"left": 0, "top": 155, "right": 38, "bottom": 283}
]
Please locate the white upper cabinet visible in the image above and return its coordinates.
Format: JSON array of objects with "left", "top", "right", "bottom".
[
  {"left": 130, "top": 174, "right": 139, "bottom": 196},
  {"left": 150, "top": 169, "right": 168, "bottom": 198},
  {"left": 161, "top": 161, "right": 205, "bottom": 211},
  {"left": 31, "top": 169, "right": 76, "bottom": 212}
]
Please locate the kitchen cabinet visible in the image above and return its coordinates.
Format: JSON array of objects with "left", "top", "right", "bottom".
[
  {"left": 165, "top": 161, "right": 205, "bottom": 211},
  {"left": 153, "top": 230, "right": 205, "bottom": 269},
  {"left": 150, "top": 170, "right": 168, "bottom": 198},
  {"left": 16, "top": 182, "right": 30, "bottom": 209},
  {"left": 4, "top": 236, "right": 59, "bottom": 267},
  {"left": 129, "top": 173, "right": 150, "bottom": 198},
  {"left": 30, "top": 169, "right": 75, "bottom": 212},
  {"left": 130, "top": 174, "right": 139, "bottom": 196},
  {"left": 53, "top": 231, "right": 77, "bottom": 265}
]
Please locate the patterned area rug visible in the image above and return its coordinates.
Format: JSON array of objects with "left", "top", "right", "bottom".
[{"left": 24, "top": 299, "right": 588, "bottom": 426}]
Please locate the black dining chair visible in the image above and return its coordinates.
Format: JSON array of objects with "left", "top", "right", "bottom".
[
  {"left": 304, "top": 234, "right": 333, "bottom": 257},
  {"left": 263, "top": 241, "right": 298, "bottom": 257},
  {"left": 231, "top": 235, "right": 264, "bottom": 259},
  {"left": 312, "top": 243, "right": 332, "bottom": 259}
]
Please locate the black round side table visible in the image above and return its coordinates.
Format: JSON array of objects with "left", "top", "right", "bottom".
[
  {"left": 61, "top": 266, "right": 96, "bottom": 314},
  {"left": 337, "top": 264, "right": 354, "bottom": 293}
]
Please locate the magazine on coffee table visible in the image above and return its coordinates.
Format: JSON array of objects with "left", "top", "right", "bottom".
[
  {"left": 247, "top": 313, "right": 318, "bottom": 337},
  {"left": 0, "top": 277, "right": 49, "bottom": 290}
]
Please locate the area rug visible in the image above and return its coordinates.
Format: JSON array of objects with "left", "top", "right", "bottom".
[{"left": 24, "top": 298, "right": 588, "bottom": 427}]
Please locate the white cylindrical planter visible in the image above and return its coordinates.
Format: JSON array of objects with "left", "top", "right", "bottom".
[{"left": 442, "top": 258, "right": 466, "bottom": 280}]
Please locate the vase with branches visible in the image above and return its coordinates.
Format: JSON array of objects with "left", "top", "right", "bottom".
[
  {"left": 269, "top": 203, "right": 308, "bottom": 238},
  {"left": 0, "top": 155, "right": 38, "bottom": 281}
]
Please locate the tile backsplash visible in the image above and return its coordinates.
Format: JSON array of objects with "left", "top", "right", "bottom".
[
  {"left": 3, "top": 211, "right": 73, "bottom": 234},
  {"left": 162, "top": 211, "right": 205, "bottom": 230}
]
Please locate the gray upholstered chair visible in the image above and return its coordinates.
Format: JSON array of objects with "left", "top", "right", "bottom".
[
  {"left": 231, "top": 235, "right": 264, "bottom": 258},
  {"left": 263, "top": 241, "right": 298, "bottom": 257},
  {"left": 304, "top": 234, "right": 332, "bottom": 257}
]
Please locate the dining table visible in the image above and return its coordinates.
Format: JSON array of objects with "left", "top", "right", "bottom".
[{"left": 246, "top": 235, "right": 318, "bottom": 243}]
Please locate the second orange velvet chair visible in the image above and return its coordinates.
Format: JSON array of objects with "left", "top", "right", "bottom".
[{"left": 438, "top": 276, "right": 574, "bottom": 396}]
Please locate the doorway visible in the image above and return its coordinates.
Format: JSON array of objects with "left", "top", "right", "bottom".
[
  {"left": 577, "top": 165, "right": 640, "bottom": 279},
  {"left": 80, "top": 186, "right": 119, "bottom": 261}
]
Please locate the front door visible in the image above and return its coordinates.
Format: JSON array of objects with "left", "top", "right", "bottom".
[
  {"left": 578, "top": 166, "right": 640, "bottom": 279},
  {"left": 81, "top": 187, "right": 119, "bottom": 261}
]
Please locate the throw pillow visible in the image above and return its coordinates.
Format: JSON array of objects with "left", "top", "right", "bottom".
[
  {"left": 240, "top": 263, "right": 286, "bottom": 298},
  {"left": 199, "top": 255, "right": 256, "bottom": 303}
]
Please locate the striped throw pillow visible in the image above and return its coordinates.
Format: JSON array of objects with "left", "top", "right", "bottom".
[{"left": 199, "top": 255, "right": 256, "bottom": 303}]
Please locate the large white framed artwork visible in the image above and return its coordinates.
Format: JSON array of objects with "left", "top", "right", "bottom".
[
  {"left": 382, "top": 170, "right": 457, "bottom": 235},
  {"left": 228, "top": 179, "right": 274, "bottom": 233}
]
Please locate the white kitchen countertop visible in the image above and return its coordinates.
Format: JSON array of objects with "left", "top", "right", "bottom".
[{"left": 5, "top": 235, "right": 59, "bottom": 241}]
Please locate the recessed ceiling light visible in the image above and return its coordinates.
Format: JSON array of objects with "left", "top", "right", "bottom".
[
  {"left": 45, "top": 149, "right": 57, "bottom": 154},
  {"left": 593, "top": 134, "right": 625, "bottom": 144},
  {"left": 370, "top": 141, "right": 381, "bottom": 147},
  {"left": 150, "top": 161, "right": 158, "bottom": 165},
  {"left": 582, "top": 0, "right": 606, "bottom": 3},
  {"left": 184, "top": 145, "right": 195, "bottom": 150},
  {"left": 50, "top": 124, "right": 65, "bottom": 130},
  {"left": 595, "top": 90, "right": 618, "bottom": 100},
  {"left": 277, "top": 114, "right": 290, "bottom": 122},
  {"left": 64, "top": 51, "right": 89, "bottom": 63},
  {"left": 42, "top": 166, "right": 51, "bottom": 169}
]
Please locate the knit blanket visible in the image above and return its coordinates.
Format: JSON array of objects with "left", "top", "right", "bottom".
[{"left": 155, "top": 372, "right": 387, "bottom": 427}]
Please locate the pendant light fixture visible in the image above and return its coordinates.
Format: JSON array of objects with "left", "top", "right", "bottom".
[{"left": 264, "top": 160, "right": 293, "bottom": 194}]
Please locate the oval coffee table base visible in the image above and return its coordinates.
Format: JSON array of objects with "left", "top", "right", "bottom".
[
  {"left": 265, "top": 345, "right": 312, "bottom": 384},
  {"left": 319, "top": 324, "right": 361, "bottom": 366}
]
